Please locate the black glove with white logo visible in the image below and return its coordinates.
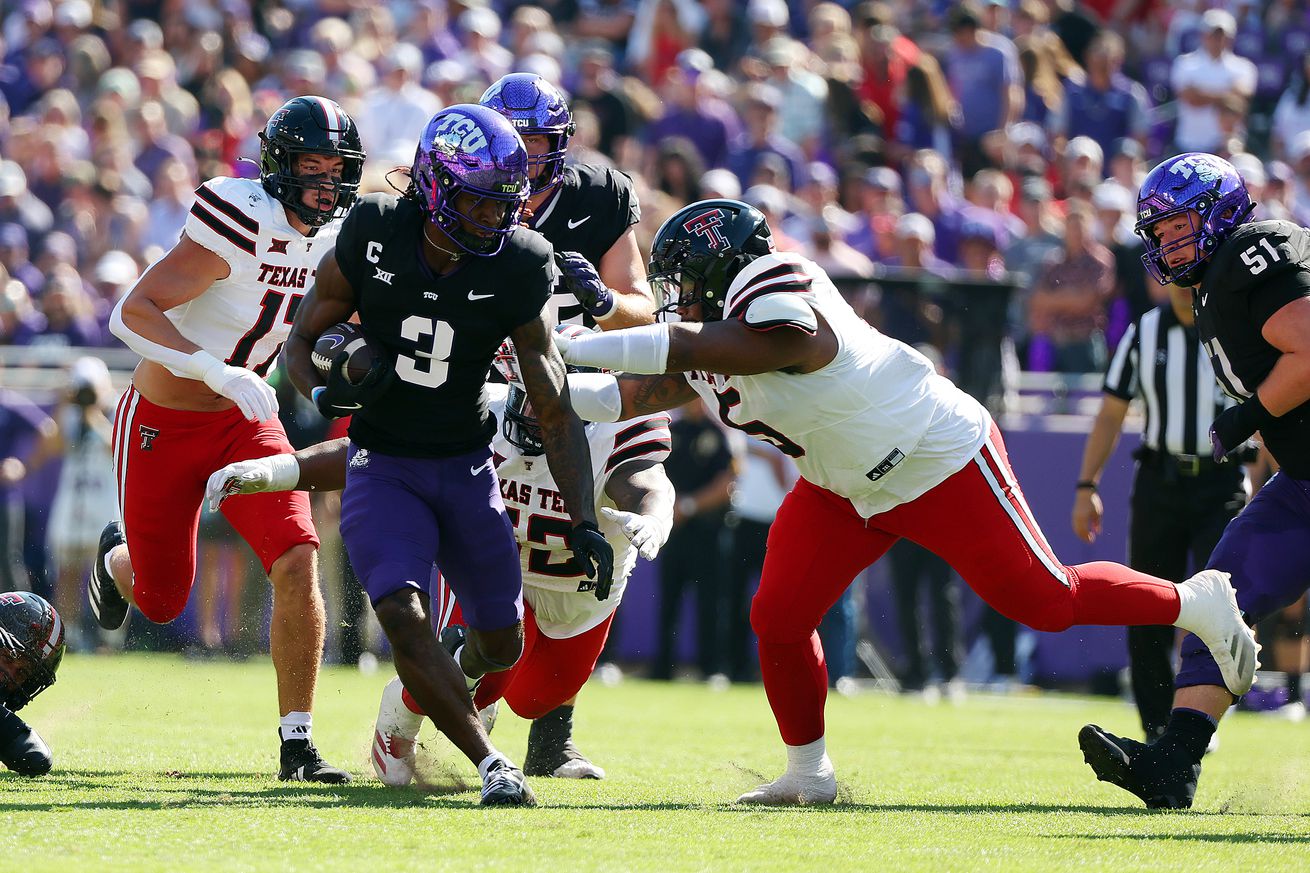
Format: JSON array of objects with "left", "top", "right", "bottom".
[
  {"left": 570, "top": 521, "right": 616, "bottom": 601},
  {"left": 313, "top": 352, "right": 395, "bottom": 420}
]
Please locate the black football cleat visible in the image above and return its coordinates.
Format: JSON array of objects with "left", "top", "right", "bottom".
[
  {"left": 480, "top": 758, "right": 536, "bottom": 806},
  {"left": 89, "top": 521, "right": 129, "bottom": 631},
  {"left": 278, "top": 735, "right": 352, "bottom": 784},
  {"left": 1079, "top": 724, "right": 1199, "bottom": 809},
  {"left": 524, "top": 707, "right": 605, "bottom": 779},
  {"left": 0, "top": 708, "right": 52, "bottom": 777}
]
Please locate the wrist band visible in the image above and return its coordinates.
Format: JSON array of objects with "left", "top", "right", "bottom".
[{"left": 1075, "top": 480, "right": 1097, "bottom": 491}]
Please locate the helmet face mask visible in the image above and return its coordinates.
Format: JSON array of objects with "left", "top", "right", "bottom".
[
  {"left": 0, "top": 591, "right": 64, "bottom": 712},
  {"left": 412, "top": 104, "right": 530, "bottom": 257},
  {"left": 1135, "top": 152, "right": 1254, "bottom": 286},
  {"left": 259, "top": 96, "right": 365, "bottom": 228},
  {"left": 480, "top": 73, "right": 575, "bottom": 195}
]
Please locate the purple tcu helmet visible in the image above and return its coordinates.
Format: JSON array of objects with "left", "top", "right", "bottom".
[
  {"left": 1135, "top": 152, "right": 1255, "bottom": 286},
  {"left": 411, "top": 103, "right": 530, "bottom": 256},
  {"left": 480, "top": 73, "right": 575, "bottom": 194}
]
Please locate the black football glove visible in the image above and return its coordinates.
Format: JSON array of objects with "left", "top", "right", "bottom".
[
  {"left": 313, "top": 350, "right": 396, "bottom": 420},
  {"left": 1210, "top": 394, "right": 1273, "bottom": 462},
  {"left": 0, "top": 704, "right": 51, "bottom": 777},
  {"left": 570, "top": 521, "right": 615, "bottom": 601}
]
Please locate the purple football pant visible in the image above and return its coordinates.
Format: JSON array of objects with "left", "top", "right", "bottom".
[
  {"left": 1176, "top": 473, "right": 1310, "bottom": 690},
  {"left": 340, "top": 443, "right": 523, "bottom": 631}
]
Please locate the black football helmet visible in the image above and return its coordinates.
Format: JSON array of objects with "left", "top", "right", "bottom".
[
  {"left": 495, "top": 324, "right": 599, "bottom": 455},
  {"left": 259, "top": 95, "right": 365, "bottom": 227},
  {"left": 0, "top": 592, "right": 64, "bottom": 711},
  {"left": 648, "top": 199, "right": 774, "bottom": 321}
]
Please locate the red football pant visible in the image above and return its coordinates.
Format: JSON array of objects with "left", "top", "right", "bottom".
[
  {"left": 112, "top": 386, "right": 319, "bottom": 623},
  {"left": 754, "top": 424, "right": 1182, "bottom": 746},
  {"left": 407, "top": 586, "right": 613, "bottom": 721}
]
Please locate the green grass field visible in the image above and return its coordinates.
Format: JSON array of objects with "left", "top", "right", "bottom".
[{"left": 4, "top": 653, "right": 1308, "bottom": 872}]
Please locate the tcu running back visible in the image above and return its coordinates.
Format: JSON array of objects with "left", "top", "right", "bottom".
[
  {"left": 1080, "top": 153, "right": 1310, "bottom": 809},
  {"left": 550, "top": 198, "right": 1258, "bottom": 805},
  {"left": 99, "top": 96, "right": 364, "bottom": 783},
  {"left": 205, "top": 326, "right": 674, "bottom": 786},
  {"left": 0, "top": 592, "right": 64, "bottom": 777},
  {"left": 283, "top": 104, "right": 612, "bottom": 806}
]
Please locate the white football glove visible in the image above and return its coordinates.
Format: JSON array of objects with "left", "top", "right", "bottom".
[
  {"left": 600, "top": 507, "right": 670, "bottom": 561},
  {"left": 197, "top": 358, "right": 279, "bottom": 422},
  {"left": 551, "top": 327, "right": 575, "bottom": 362},
  {"left": 204, "top": 454, "right": 300, "bottom": 512}
]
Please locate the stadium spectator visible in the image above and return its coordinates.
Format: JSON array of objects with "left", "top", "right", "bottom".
[
  {"left": 572, "top": 43, "right": 639, "bottom": 165},
  {"left": 649, "top": 136, "right": 705, "bottom": 205},
  {"left": 1169, "top": 8, "right": 1256, "bottom": 154},
  {"left": 133, "top": 101, "right": 195, "bottom": 185},
  {"left": 0, "top": 160, "right": 52, "bottom": 237},
  {"left": 726, "top": 83, "right": 806, "bottom": 192},
  {"left": 1014, "top": 33, "right": 1069, "bottom": 128},
  {"left": 1027, "top": 201, "right": 1115, "bottom": 373},
  {"left": 943, "top": 3, "right": 1022, "bottom": 176},
  {"left": 905, "top": 149, "right": 966, "bottom": 264},
  {"left": 456, "top": 6, "right": 512, "bottom": 85},
  {"left": 893, "top": 52, "right": 957, "bottom": 163},
  {"left": 808, "top": 209, "right": 874, "bottom": 280},
  {"left": 645, "top": 59, "right": 740, "bottom": 171},
  {"left": 760, "top": 39, "right": 827, "bottom": 159},
  {"left": 309, "top": 18, "right": 376, "bottom": 101},
  {"left": 1273, "top": 53, "right": 1310, "bottom": 163},
  {"left": 0, "top": 389, "right": 55, "bottom": 593},
  {"left": 1051, "top": 32, "right": 1150, "bottom": 160},
  {"left": 626, "top": 0, "right": 704, "bottom": 87},
  {"left": 845, "top": 165, "right": 903, "bottom": 263},
  {"left": 699, "top": 0, "right": 751, "bottom": 71},
  {"left": 356, "top": 44, "right": 440, "bottom": 168},
  {"left": 135, "top": 52, "right": 199, "bottom": 138},
  {"left": 1004, "top": 177, "right": 1064, "bottom": 286},
  {"left": 0, "top": 223, "right": 41, "bottom": 296},
  {"left": 12, "top": 268, "right": 101, "bottom": 348}
]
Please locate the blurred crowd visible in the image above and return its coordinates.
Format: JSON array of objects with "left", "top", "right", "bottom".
[{"left": 4, "top": 0, "right": 1310, "bottom": 682}]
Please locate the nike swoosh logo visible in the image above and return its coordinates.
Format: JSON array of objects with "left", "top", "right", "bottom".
[
  {"left": 469, "top": 460, "right": 494, "bottom": 476},
  {"left": 468, "top": 291, "right": 494, "bottom": 301},
  {"left": 1200, "top": 294, "right": 1209, "bottom": 305},
  {"left": 567, "top": 216, "right": 591, "bottom": 229}
]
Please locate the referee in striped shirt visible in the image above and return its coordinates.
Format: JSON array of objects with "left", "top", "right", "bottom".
[{"left": 1071, "top": 282, "right": 1249, "bottom": 740}]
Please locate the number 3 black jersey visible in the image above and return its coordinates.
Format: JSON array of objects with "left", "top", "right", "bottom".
[
  {"left": 1194, "top": 220, "right": 1310, "bottom": 475},
  {"left": 334, "top": 193, "right": 556, "bottom": 457},
  {"left": 529, "top": 164, "right": 640, "bottom": 325}
]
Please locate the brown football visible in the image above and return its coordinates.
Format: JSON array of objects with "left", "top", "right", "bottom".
[{"left": 312, "top": 322, "right": 379, "bottom": 385}]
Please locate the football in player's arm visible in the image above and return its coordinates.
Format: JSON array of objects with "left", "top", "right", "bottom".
[
  {"left": 1080, "top": 153, "right": 1310, "bottom": 810},
  {"left": 0, "top": 592, "right": 65, "bottom": 777},
  {"left": 281, "top": 104, "right": 610, "bottom": 806}
]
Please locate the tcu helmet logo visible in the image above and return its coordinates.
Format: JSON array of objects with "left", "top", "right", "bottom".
[
  {"left": 138, "top": 425, "right": 160, "bottom": 451},
  {"left": 430, "top": 112, "right": 489, "bottom": 154},
  {"left": 683, "top": 209, "right": 728, "bottom": 250}
]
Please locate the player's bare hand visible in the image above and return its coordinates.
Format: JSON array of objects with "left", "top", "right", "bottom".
[
  {"left": 199, "top": 360, "right": 278, "bottom": 422},
  {"left": 570, "top": 521, "right": 615, "bottom": 600},
  {"left": 600, "top": 507, "right": 668, "bottom": 561},
  {"left": 1071, "top": 490, "right": 1103, "bottom": 543}
]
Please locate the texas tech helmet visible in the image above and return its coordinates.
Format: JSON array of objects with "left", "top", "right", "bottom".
[
  {"left": 495, "top": 324, "right": 600, "bottom": 455},
  {"left": 648, "top": 199, "right": 774, "bottom": 321},
  {"left": 0, "top": 592, "right": 65, "bottom": 711},
  {"left": 259, "top": 95, "right": 365, "bottom": 227}
]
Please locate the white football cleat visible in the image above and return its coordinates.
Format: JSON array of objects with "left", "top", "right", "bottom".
[
  {"left": 552, "top": 756, "right": 607, "bottom": 780},
  {"left": 737, "top": 757, "right": 837, "bottom": 806},
  {"left": 1174, "top": 569, "right": 1260, "bottom": 696},
  {"left": 372, "top": 677, "right": 421, "bottom": 788}
]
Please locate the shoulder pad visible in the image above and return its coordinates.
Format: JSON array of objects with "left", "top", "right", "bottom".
[
  {"left": 187, "top": 177, "right": 266, "bottom": 260},
  {"left": 1206, "top": 220, "right": 1310, "bottom": 295},
  {"left": 724, "top": 252, "right": 815, "bottom": 320},
  {"left": 741, "top": 291, "right": 818, "bottom": 335}
]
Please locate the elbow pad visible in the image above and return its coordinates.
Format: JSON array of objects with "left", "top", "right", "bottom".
[
  {"left": 565, "top": 372, "right": 623, "bottom": 423},
  {"left": 740, "top": 293, "right": 818, "bottom": 335}
]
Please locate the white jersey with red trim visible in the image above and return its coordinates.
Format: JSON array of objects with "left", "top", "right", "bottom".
[
  {"left": 687, "top": 251, "right": 989, "bottom": 519},
  {"left": 488, "top": 384, "right": 672, "bottom": 637},
  {"left": 172, "top": 176, "right": 340, "bottom": 376}
]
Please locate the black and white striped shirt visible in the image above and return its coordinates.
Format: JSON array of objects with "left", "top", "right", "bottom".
[{"left": 1103, "top": 304, "right": 1233, "bottom": 457}]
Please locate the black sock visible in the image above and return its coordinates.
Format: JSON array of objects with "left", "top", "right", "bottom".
[
  {"left": 527, "top": 705, "right": 574, "bottom": 754},
  {"left": 1288, "top": 673, "right": 1303, "bottom": 703},
  {"left": 1161, "top": 708, "right": 1216, "bottom": 762}
]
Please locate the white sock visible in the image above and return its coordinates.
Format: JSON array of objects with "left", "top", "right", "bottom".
[
  {"left": 785, "top": 737, "right": 828, "bottom": 776},
  {"left": 477, "top": 751, "right": 511, "bottom": 780},
  {"left": 452, "top": 645, "right": 479, "bottom": 692},
  {"left": 280, "top": 711, "right": 312, "bottom": 743}
]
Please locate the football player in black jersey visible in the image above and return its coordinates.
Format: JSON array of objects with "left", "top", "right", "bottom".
[
  {"left": 0, "top": 592, "right": 65, "bottom": 777},
  {"left": 284, "top": 104, "right": 613, "bottom": 806},
  {"left": 481, "top": 73, "right": 655, "bottom": 330},
  {"left": 1080, "top": 152, "right": 1310, "bottom": 809},
  {"left": 480, "top": 72, "right": 655, "bottom": 778}
]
